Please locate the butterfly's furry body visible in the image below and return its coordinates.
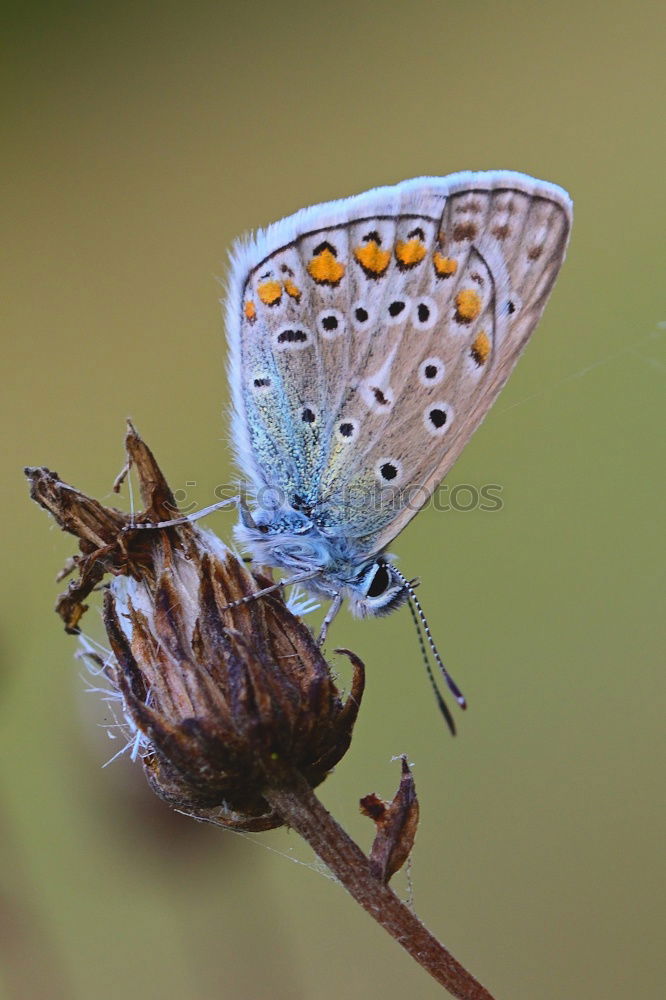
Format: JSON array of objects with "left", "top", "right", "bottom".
[{"left": 235, "top": 506, "right": 406, "bottom": 617}]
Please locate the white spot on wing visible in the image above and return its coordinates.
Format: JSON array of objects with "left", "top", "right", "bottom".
[{"left": 359, "top": 345, "right": 398, "bottom": 412}]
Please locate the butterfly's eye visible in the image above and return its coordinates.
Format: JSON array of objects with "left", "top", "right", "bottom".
[
  {"left": 359, "top": 562, "right": 409, "bottom": 614},
  {"left": 367, "top": 563, "right": 391, "bottom": 598},
  {"left": 418, "top": 357, "right": 445, "bottom": 387},
  {"left": 366, "top": 562, "right": 391, "bottom": 598}
]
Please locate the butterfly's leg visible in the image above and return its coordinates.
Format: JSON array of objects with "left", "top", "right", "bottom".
[
  {"left": 219, "top": 570, "right": 320, "bottom": 612},
  {"left": 124, "top": 496, "right": 240, "bottom": 531},
  {"left": 318, "top": 593, "right": 343, "bottom": 646}
]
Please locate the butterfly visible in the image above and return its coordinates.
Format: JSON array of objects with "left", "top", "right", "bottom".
[
  {"left": 145, "top": 171, "right": 572, "bottom": 729},
  {"left": 217, "top": 171, "right": 573, "bottom": 726}
]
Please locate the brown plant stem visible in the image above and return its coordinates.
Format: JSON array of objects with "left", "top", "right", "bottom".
[{"left": 264, "top": 771, "right": 496, "bottom": 1000}]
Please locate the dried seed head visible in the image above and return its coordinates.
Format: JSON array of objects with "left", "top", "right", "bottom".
[{"left": 26, "top": 424, "right": 365, "bottom": 830}]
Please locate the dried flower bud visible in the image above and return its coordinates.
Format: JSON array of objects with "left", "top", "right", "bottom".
[
  {"left": 26, "top": 424, "right": 364, "bottom": 831},
  {"left": 27, "top": 427, "right": 498, "bottom": 999}
]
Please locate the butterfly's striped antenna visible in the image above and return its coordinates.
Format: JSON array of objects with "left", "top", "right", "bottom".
[
  {"left": 394, "top": 569, "right": 467, "bottom": 712},
  {"left": 124, "top": 495, "right": 240, "bottom": 531},
  {"left": 406, "top": 596, "right": 456, "bottom": 735}
]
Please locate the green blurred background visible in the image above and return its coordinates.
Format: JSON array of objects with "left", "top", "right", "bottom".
[{"left": 3, "top": 1, "right": 664, "bottom": 997}]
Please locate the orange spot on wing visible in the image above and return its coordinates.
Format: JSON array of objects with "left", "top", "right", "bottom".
[
  {"left": 257, "top": 280, "right": 282, "bottom": 306},
  {"left": 470, "top": 330, "right": 491, "bottom": 366},
  {"left": 307, "top": 249, "right": 345, "bottom": 286},
  {"left": 455, "top": 288, "right": 482, "bottom": 323},
  {"left": 433, "top": 252, "right": 458, "bottom": 278},
  {"left": 354, "top": 240, "right": 391, "bottom": 277},
  {"left": 244, "top": 300, "right": 256, "bottom": 322},
  {"left": 283, "top": 278, "right": 301, "bottom": 300},
  {"left": 395, "top": 238, "right": 426, "bottom": 269}
]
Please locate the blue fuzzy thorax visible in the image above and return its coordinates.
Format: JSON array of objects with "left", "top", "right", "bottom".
[{"left": 234, "top": 505, "right": 375, "bottom": 595}]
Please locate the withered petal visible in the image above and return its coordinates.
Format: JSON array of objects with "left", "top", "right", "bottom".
[{"left": 362, "top": 757, "right": 419, "bottom": 883}]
